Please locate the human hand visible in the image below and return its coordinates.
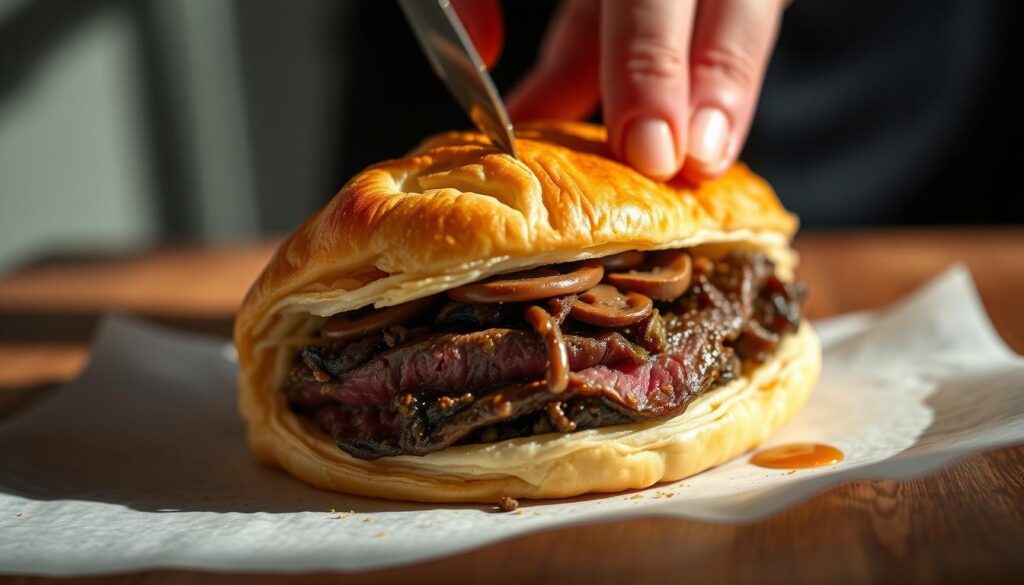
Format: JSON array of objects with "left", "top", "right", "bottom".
[{"left": 454, "top": 0, "right": 786, "bottom": 182}]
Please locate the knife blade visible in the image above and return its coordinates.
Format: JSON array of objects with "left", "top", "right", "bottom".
[{"left": 397, "top": 0, "right": 519, "bottom": 158}]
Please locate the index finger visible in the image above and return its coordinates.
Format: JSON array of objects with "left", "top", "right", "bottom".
[{"left": 601, "top": 0, "right": 696, "bottom": 181}]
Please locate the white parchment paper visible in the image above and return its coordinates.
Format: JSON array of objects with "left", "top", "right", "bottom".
[{"left": 1, "top": 266, "right": 1022, "bottom": 575}]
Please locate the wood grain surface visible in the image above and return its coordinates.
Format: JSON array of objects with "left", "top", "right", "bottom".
[{"left": 1, "top": 229, "right": 1022, "bottom": 584}]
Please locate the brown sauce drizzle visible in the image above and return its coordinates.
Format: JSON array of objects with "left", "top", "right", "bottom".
[
  {"left": 448, "top": 262, "right": 603, "bottom": 303},
  {"left": 546, "top": 401, "right": 577, "bottom": 432},
  {"left": 751, "top": 443, "right": 844, "bottom": 469},
  {"left": 524, "top": 305, "right": 570, "bottom": 394}
]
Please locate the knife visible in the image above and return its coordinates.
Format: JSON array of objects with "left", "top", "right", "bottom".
[{"left": 397, "top": 0, "right": 519, "bottom": 159}]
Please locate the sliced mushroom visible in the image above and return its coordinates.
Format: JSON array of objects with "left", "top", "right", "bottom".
[
  {"left": 605, "top": 251, "right": 692, "bottom": 302},
  {"left": 321, "top": 295, "right": 436, "bottom": 342},
  {"left": 569, "top": 285, "right": 653, "bottom": 327},
  {"left": 448, "top": 262, "right": 604, "bottom": 303},
  {"left": 598, "top": 250, "right": 647, "bottom": 271}
]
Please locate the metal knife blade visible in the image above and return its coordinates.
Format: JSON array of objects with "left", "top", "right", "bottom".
[{"left": 397, "top": 0, "right": 518, "bottom": 158}]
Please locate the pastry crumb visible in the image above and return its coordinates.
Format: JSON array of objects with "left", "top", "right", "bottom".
[
  {"left": 362, "top": 518, "right": 373, "bottom": 524},
  {"left": 497, "top": 496, "right": 519, "bottom": 512},
  {"left": 375, "top": 531, "right": 388, "bottom": 538}
]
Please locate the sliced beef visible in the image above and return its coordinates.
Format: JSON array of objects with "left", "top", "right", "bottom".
[
  {"left": 302, "top": 335, "right": 380, "bottom": 377},
  {"left": 283, "top": 250, "right": 806, "bottom": 460},
  {"left": 313, "top": 404, "right": 401, "bottom": 455},
  {"left": 335, "top": 320, "right": 742, "bottom": 459},
  {"left": 435, "top": 301, "right": 509, "bottom": 329},
  {"left": 567, "top": 326, "right": 731, "bottom": 417},
  {"left": 293, "top": 328, "right": 649, "bottom": 407},
  {"left": 625, "top": 311, "right": 669, "bottom": 353}
]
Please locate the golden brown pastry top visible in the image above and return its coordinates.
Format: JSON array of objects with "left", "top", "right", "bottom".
[{"left": 235, "top": 121, "right": 796, "bottom": 340}]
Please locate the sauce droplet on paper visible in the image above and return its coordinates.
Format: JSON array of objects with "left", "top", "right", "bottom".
[{"left": 751, "top": 443, "right": 844, "bottom": 469}]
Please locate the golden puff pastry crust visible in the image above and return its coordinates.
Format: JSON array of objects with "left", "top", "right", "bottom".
[{"left": 234, "top": 120, "right": 813, "bottom": 503}]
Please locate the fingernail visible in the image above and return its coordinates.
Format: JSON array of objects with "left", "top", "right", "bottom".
[
  {"left": 623, "top": 117, "right": 678, "bottom": 180},
  {"left": 688, "top": 107, "right": 730, "bottom": 167}
]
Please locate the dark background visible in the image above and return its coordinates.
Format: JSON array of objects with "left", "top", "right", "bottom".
[{"left": 1, "top": 0, "right": 1022, "bottom": 270}]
